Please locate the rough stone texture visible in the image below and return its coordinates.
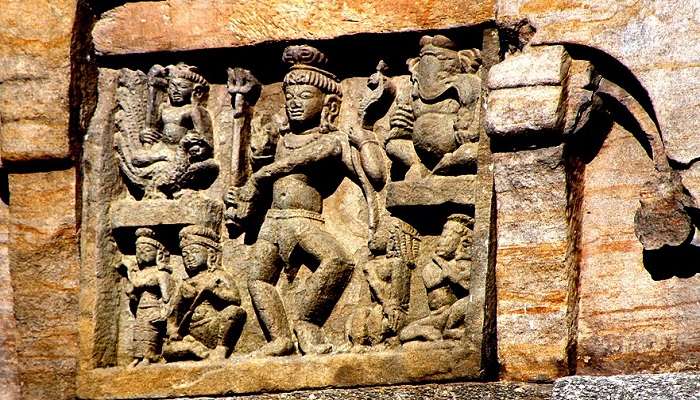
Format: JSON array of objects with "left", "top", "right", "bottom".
[
  {"left": 385, "top": 176, "right": 476, "bottom": 209},
  {"left": 79, "top": 348, "right": 481, "bottom": 399},
  {"left": 494, "top": 145, "right": 579, "bottom": 382},
  {"left": 9, "top": 169, "right": 80, "bottom": 400},
  {"left": 487, "top": 45, "right": 571, "bottom": 90},
  {"left": 91, "top": 0, "right": 495, "bottom": 55},
  {"left": 0, "top": 0, "right": 77, "bottom": 163},
  {"left": 577, "top": 124, "right": 700, "bottom": 375},
  {"left": 176, "top": 382, "right": 553, "bottom": 400},
  {"left": 497, "top": 0, "right": 700, "bottom": 167},
  {"left": 78, "top": 58, "right": 493, "bottom": 397},
  {"left": 485, "top": 86, "right": 565, "bottom": 138},
  {"left": 552, "top": 373, "right": 700, "bottom": 400},
  {"left": 0, "top": 190, "right": 20, "bottom": 400}
]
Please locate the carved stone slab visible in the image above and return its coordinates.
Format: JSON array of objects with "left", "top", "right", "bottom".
[{"left": 79, "top": 31, "right": 497, "bottom": 399}]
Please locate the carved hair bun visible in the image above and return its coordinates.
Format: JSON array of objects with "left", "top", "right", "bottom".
[
  {"left": 282, "top": 45, "right": 328, "bottom": 68},
  {"left": 419, "top": 35, "right": 457, "bottom": 50},
  {"left": 135, "top": 227, "right": 164, "bottom": 249},
  {"left": 179, "top": 225, "right": 220, "bottom": 250},
  {"left": 447, "top": 213, "right": 475, "bottom": 229}
]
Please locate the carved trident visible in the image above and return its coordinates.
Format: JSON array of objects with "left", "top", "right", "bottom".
[{"left": 227, "top": 68, "right": 261, "bottom": 187}]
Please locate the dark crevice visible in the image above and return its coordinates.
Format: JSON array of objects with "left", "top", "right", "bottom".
[{"left": 69, "top": 0, "right": 100, "bottom": 235}]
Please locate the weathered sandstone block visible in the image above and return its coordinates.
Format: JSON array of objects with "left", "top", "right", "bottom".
[{"left": 92, "top": 0, "right": 496, "bottom": 55}]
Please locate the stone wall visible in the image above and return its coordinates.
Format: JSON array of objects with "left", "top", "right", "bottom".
[{"left": 0, "top": 1, "right": 697, "bottom": 399}]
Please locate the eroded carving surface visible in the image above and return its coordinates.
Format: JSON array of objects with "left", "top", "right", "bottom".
[{"left": 84, "top": 33, "right": 493, "bottom": 396}]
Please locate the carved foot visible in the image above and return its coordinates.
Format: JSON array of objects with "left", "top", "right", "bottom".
[
  {"left": 405, "top": 163, "right": 430, "bottom": 181},
  {"left": 294, "top": 321, "right": 332, "bottom": 355},
  {"left": 249, "top": 338, "right": 295, "bottom": 357},
  {"left": 207, "top": 345, "right": 229, "bottom": 361}
]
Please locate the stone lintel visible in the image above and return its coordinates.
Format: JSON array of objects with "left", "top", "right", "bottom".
[
  {"left": 110, "top": 196, "right": 223, "bottom": 230},
  {"left": 92, "top": 0, "right": 496, "bottom": 56}
]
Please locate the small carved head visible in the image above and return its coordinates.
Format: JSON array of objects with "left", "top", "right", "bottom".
[
  {"left": 166, "top": 63, "right": 209, "bottom": 106},
  {"left": 408, "top": 35, "right": 482, "bottom": 100},
  {"left": 436, "top": 214, "right": 474, "bottom": 260},
  {"left": 282, "top": 45, "right": 342, "bottom": 133},
  {"left": 181, "top": 131, "right": 213, "bottom": 162},
  {"left": 135, "top": 228, "right": 169, "bottom": 268},
  {"left": 179, "top": 225, "right": 221, "bottom": 275}
]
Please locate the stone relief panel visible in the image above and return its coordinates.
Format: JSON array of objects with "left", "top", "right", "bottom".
[{"left": 79, "top": 30, "right": 496, "bottom": 398}]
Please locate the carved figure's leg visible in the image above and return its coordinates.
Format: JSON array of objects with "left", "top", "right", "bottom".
[
  {"left": 248, "top": 239, "right": 294, "bottom": 356},
  {"left": 207, "top": 305, "right": 247, "bottom": 360},
  {"left": 442, "top": 297, "right": 470, "bottom": 340},
  {"left": 294, "top": 228, "right": 354, "bottom": 354},
  {"left": 399, "top": 306, "right": 450, "bottom": 343},
  {"left": 385, "top": 138, "right": 428, "bottom": 181}
]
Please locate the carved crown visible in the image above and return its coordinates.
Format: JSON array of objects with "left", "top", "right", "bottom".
[
  {"left": 167, "top": 63, "right": 209, "bottom": 87},
  {"left": 282, "top": 45, "right": 341, "bottom": 96},
  {"left": 179, "top": 225, "right": 220, "bottom": 251}
]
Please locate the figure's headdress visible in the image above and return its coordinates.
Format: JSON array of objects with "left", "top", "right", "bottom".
[
  {"left": 419, "top": 35, "right": 458, "bottom": 54},
  {"left": 179, "top": 225, "right": 220, "bottom": 251},
  {"left": 167, "top": 63, "right": 209, "bottom": 88},
  {"left": 282, "top": 45, "right": 341, "bottom": 96},
  {"left": 447, "top": 214, "right": 475, "bottom": 229},
  {"left": 135, "top": 227, "right": 165, "bottom": 250},
  {"left": 417, "top": 35, "right": 482, "bottom": 73}
]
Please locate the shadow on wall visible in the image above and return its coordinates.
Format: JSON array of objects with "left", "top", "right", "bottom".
[{"left": 562, "top": 44, "right": 698, "bottom": 281}]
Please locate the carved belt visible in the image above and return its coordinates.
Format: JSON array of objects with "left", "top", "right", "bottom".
[{"left": 266, "top": 208, "right": 324, "bottom": 223}]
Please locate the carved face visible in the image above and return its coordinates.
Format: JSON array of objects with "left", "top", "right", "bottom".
[
  {"left": 435, "top": 220, "right": 464, "bottom": 259},
  {"left": 136, "top": 242, "right": 158, "bottom": 267},
  {"left": 411, "top": 48, "right": 462, "bottom": 101},
  {"left": 182, "top": 243, "right": 208, "bottom": 274},
  {"left": 168, "top": 77, "right": 194, "bottom": 106},
  {"left": 284, "top": 84, "right": 325, "bottom": 129}
]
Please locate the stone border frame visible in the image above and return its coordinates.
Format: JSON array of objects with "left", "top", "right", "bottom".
[{"left": 76, "top": 29, "right": 500, "bottom": 399}]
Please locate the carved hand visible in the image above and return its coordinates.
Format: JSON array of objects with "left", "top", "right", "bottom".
[
  {"left": 347, "top": 126, "right": 377, "bottom": 148},
  {"left": 140, "top": 128, "right": 162, "bottom": 145},
  {"left": 180, "top": 280, "right": 197, "bottom": 299},
  {"left": 225, "top": 180, "right": 259, "bottom": 228},
  {"left": 227, "top": 68, "right": 261, "bottom": 117}
]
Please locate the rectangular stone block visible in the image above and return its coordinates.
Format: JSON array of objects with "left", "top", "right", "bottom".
[
  {"left": 577, "top": 124, "right": 700, "bottom": 375},
  {"left": 385, "top": 175, "right": 475, "bottom": 209},
  {"left": 494, "top": 145, "right": 579, "bottom": 381},
  {"left": 553, "top": 373, "right": 700, "bottom": 400},
  {"left": 92, "top": 0, "right": 495, "bottom": 55},
  {"left": 487, "top": 45, "right": 570, "bottom": 90},
  {"left": 485, "top": 86, "right": 565, "bottom": 141},
  {"left": 9, "top": 169, "right": 80, "bottom": 400}
]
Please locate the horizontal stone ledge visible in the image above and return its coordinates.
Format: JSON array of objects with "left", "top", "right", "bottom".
[
  {"left": 92, "top": 0, "right": 495, "bottom": 55},
  {"left": 78, "top": 345, "right": 481, "bottom": 399},
  {"left": 157, "top": 381, "right": 553, "bottom": 400},
  {"left": 386, "top": 175, "right": 476, "bottom": 209}
]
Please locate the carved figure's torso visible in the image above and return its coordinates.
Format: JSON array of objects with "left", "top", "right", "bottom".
[
  {"left": 270, "top": 132, "right": 345, "bottom": 213},
  {"left": 411, "top": 97, "right": 462, "bottom": 162},
  {"left": 160, "top": 104, "right": 195, "bottom": 145}
]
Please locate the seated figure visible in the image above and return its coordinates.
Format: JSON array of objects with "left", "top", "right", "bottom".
[
  {"left": 400, "top": 214, "right": 473, "bottom": 343},
  {"left": 386, "top": 35, "right": 482, "bottom": 180},
  {"left": 346, "top": 218, "right": 419, "bottom": 349},
  {"left": 164, "top": 225, "right": 246, "bottom": 361},
  {"left": 115, "top": 63, "right": 219, "bottom": 199}
]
